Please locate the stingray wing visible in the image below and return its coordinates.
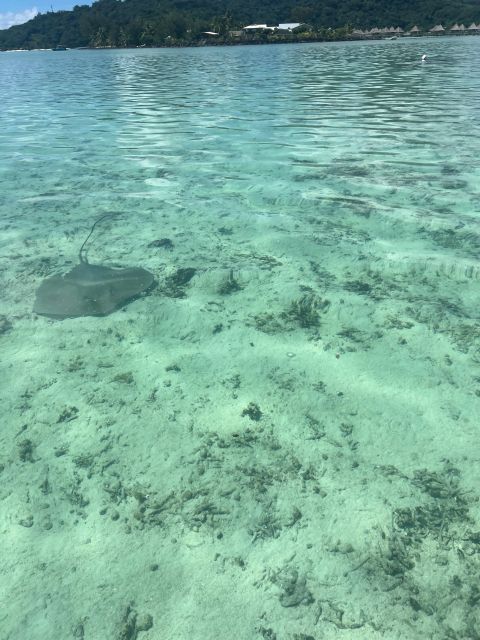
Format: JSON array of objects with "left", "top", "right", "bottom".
[{"left": 34, "top": 264, "right": 155, "bottom": 318}]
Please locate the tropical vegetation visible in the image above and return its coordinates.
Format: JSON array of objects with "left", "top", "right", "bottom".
[{"left": 0, "top": 0, "right": 479, "bottom": 50}]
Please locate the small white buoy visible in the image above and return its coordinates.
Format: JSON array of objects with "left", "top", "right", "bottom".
[{"left": 421, "top": 54, "right": 427, "bottom": 62}]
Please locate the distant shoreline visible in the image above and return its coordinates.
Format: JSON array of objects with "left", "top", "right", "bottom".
[{"left": 2, "top": 31, "right": 480, "bottom": 53}]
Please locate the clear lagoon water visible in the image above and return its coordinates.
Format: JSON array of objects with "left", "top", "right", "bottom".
[{"left": 0, "top": 37, "right": 479, "bottom": 639}]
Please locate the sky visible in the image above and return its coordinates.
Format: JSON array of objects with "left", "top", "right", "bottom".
[{"left": 0, "top": 1, "right": 92, "bottom": 30}]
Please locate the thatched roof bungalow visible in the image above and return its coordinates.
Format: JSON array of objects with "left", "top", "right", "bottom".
[
  {"left": 352, "top": 25, "right": 405, "bottom": 37},
  {"left": 429, "top": 24, "right": 445, "bottom": 33}
]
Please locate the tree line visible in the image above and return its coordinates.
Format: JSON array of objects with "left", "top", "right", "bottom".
[{"left": 1, "top": 0, "right": 479, "bottom": 50}]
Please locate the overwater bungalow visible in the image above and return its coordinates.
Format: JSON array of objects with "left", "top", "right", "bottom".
[
  {"left": 408, "top": 26, "right": 421, "bottom": 35},
  {"left": 429, "top": 24, "right": 445, "bottom": 33},
  {"left": 450, "top": 23, "right": 466, "bottom": 32},
  {"left": 364, "top": 25, "right": 404, "bottom": 37}
]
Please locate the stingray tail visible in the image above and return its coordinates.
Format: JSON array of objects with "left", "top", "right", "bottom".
[{"left": 78, "top": 213, "right": 119, "bottom": 264}]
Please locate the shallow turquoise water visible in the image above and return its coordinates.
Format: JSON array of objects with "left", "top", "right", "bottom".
[
  {"left": 2, "top": 39, "right": 480, "bottom": 234},
  {"left": 0, "top": 38, "right": 479, "bottom": 639}
]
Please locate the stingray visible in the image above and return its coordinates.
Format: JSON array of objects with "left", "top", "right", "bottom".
[{"left": 34, "top": 215, "right": 155, "bottom": 319}]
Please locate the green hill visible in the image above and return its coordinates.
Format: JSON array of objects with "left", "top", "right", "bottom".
[{"left": 1, "top": 0, "right": 479, "bottom": 49}]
